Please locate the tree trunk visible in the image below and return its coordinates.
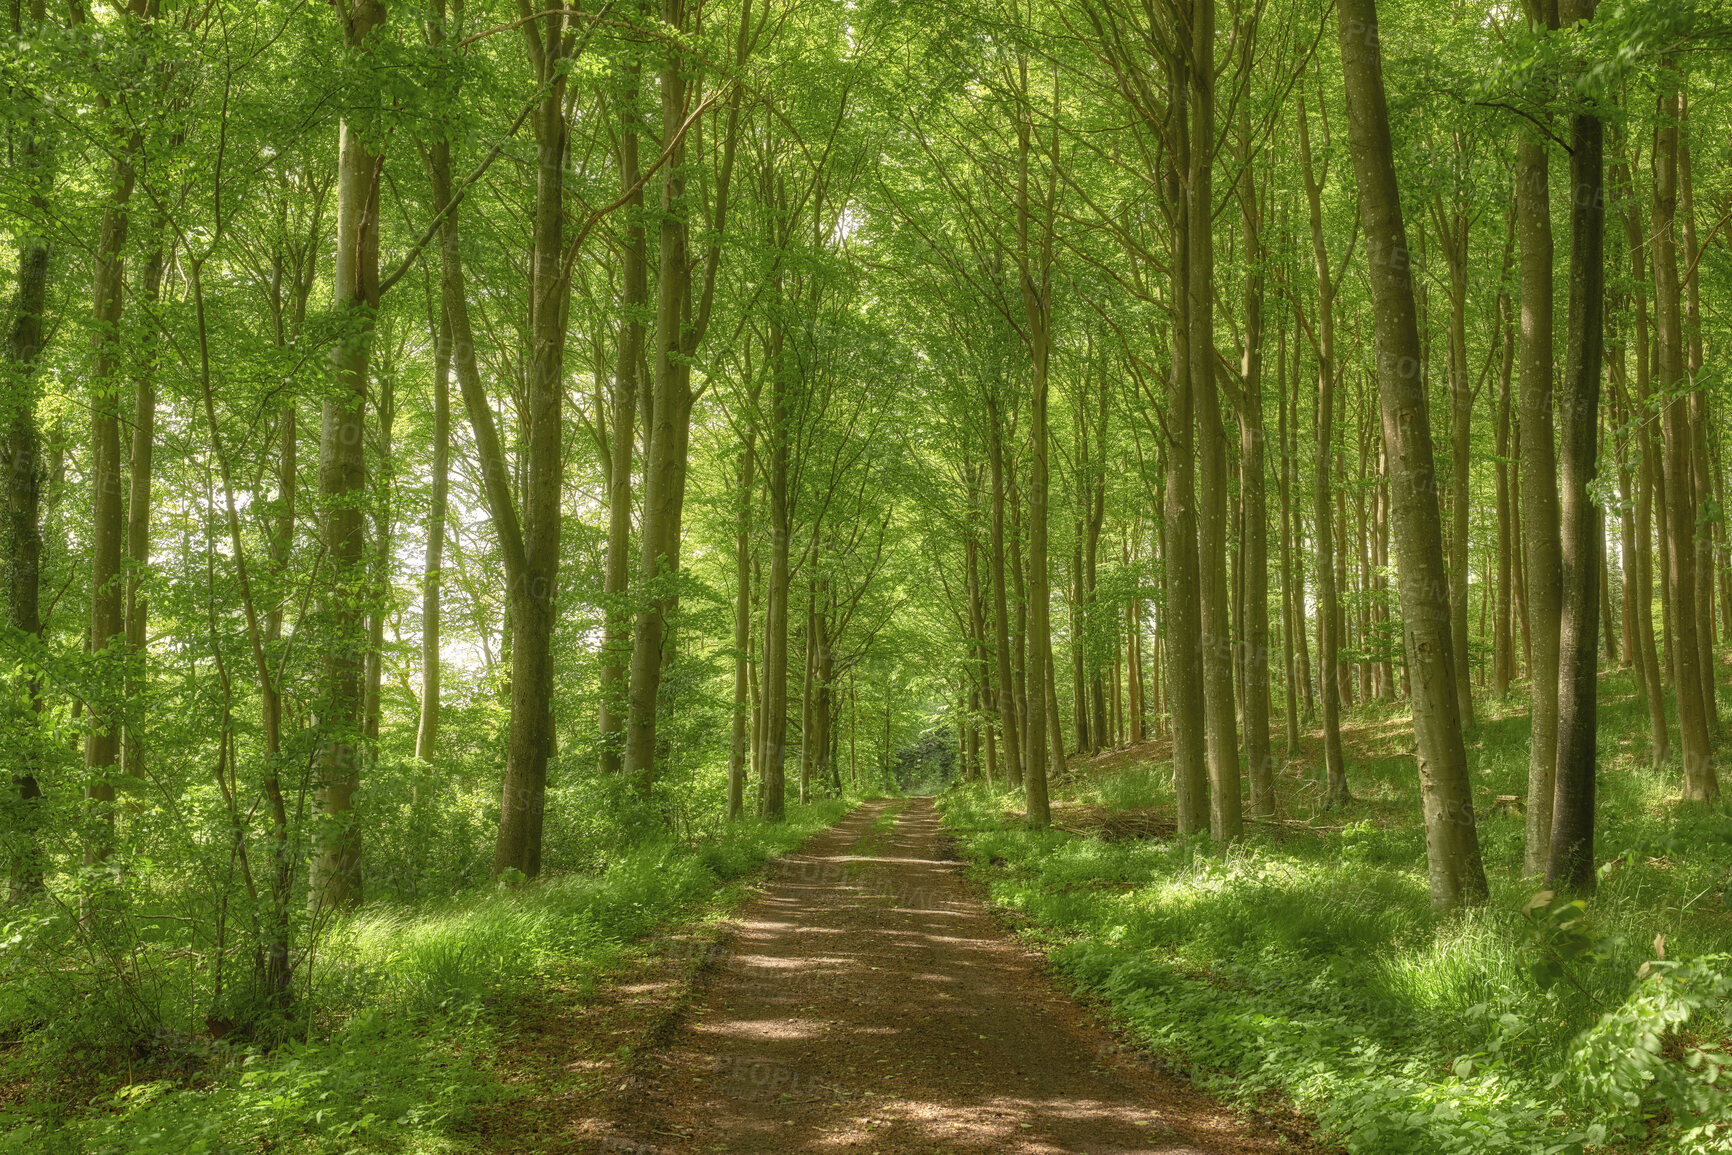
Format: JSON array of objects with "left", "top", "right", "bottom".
[
  {"left": 1679, "top": 102, "right": 1717, "bottom": 732},
  {"left": 1164, "top": 43, "right": 1208, "bottom": 835},
  {"left": 1189, "top": 0, "right": 1239, "bottom": 841},
  {"left": 492, "top": 7, "right": 569, "bottom": 877},
  {"left": 1548, "top": 0, "right": 1603, "bottom": 892},
  {"left": 1337, "top": 0, "right": 1489, "bottom": 909},
  {"left": 1277, "top": 321, "right": 1301, "bottom": 755},
  {"left": 1653, "top": 70, "right": 1716, "bottom": 802},
  {"left": 4, "top": 0, "right": 50, "bottom": 895},
  {"left": 728, "top": 427, "right": 755, "bottom": 820},
  {"left": 1298, "top": 90, "right": 1348, "bottom": 808},
  {"left": 83, "top": 117, "right": 140, "bottom": 862},
  {"left": 1015, "top": 56, "right": 1054, "bottom": 829},
  {"left": 598, "top": 52, "right": 648, "bottom": 775},
  {"left": 1517, "top": 35, "right": 1563, "bottom": 873},
  {"left": 1438, "top": 199, "right": 1477, "bottom": 726},
  {"left": 1231, "top": 78, "right": 1273, "bottom": 814},
  {"left": 621, "top": 0, "right": 744, "bottom": 793},
  {"left": 763, "top": 285, "right": 791, "bottom": 820},
  {"left": 363, "top": 354, "right": 396, "bottom": 748},
  {"left": 312, "top": 0, "right": 386, "bottom": 907},
  {"left": 416, "top": 306, "right": 450, "bottom": 763},
  {"left": 1494, "top": 276, "right": 1516, "bottom": 696},
  {"left": 985, "top": 395, "right": 1023, "bottom": 789}
]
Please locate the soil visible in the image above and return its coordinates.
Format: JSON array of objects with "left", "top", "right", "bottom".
[{"left": 586, "top": 797, "right": 1334, "bottom": 1155}]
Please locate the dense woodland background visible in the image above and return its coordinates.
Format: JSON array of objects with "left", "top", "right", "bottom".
[{"left": 4, "top": 0, "right": 1732, "bottom": 1150}]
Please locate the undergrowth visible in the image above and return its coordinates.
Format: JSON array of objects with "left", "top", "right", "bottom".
[
  {"left": 941, "top": 667, "right": 1732, "bottom": 1154},
  {"left": 1, "top": 798, "right": 849, "bottom": 1154}
]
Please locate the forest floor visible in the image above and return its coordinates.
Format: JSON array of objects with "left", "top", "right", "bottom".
[{"left": 551, "top": 797, "right": 1325, "bottom": 1155}]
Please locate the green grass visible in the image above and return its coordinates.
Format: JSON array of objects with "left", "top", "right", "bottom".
[
  {"left": 2, "top": 799, "right": 850, "bottom": 1155},
  {"left": 940, "top": 668, "right": 1732, "bottom": 1155}
]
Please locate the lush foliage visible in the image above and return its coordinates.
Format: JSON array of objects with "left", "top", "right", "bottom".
[{"left": 942, "top": 671, "right": 1732, "bottom": 1153}]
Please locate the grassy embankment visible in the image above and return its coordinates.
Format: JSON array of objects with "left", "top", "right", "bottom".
[
  {"left": 2, "top": 799, "right": 851, "bottom": 1155},
  {"left": 942, "top": 668, "right": 1732, "bottom": 1154}
]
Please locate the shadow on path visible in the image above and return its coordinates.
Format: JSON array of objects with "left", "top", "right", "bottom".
[{"left": 602, "top": 797, "right": 1322, "bottom": 1154}]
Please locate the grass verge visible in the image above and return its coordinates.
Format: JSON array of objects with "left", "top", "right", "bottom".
[
  {"left": 4, "top": 799, "right": 851, "bottom": 1155},
  {"left": 940, "top": 670, "right": 1732, "bottom": 1155}
]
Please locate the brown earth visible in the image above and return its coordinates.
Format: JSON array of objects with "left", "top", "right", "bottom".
[{"left": 587, "top": 797, "right": 1330, "bottom": 1155}]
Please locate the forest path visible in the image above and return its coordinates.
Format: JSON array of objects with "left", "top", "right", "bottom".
[{"left": 599, "top": 797, "right": 1314, "bottom": 1155}]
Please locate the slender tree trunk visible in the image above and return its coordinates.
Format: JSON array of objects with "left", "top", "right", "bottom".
[
  {"left": 599, "top": 52, "right": 648, "bottom": 775},
  {"left": 311, "top": 0, "right": 387, "bottom": 907},
  {"left": 1237, "top": 147, "right": 1273, "bottom": 815},
  {"left": 764, "top": 302, "right": 790, "bottom": 820},
  {"left": 621, "top": 0, "right": 744, "bottom": 792},
  {"left": 1549, "top": 0, "right": 1603, "bottom": 892},
  {"left": 985, "top": 395, "right": 1023, "bottom": 789},
  {"left": 4, "top": 0, "right": 50, "bottom": 895},
  {"left": 1165, "top": 44, "right": 1208, "bottom": 834},
  {"left": 1494, "top": 278, "right": 1516, "bottom": 696},
  {"left": 416, "top": 307, "right": 449, "bottom": 763},
  {"left": 120, "top": 237, "right": 164, "bottom": 785},
  {"left": 1189, "top": 0, "right": 1239, "bottom": 841},
  {"left": 492, "top": 7, "right": 570, "bottom": 876},
  {"left": 1679, "top": 102, "right": 1716, "bottom": 733},
  {"left": 728, "top": 427, "right": 755, "bottom": 819},
  {"left": 83, "top": 108, "right": 141, "bottom": 861},
  {"left": 1070, "top": 535, "right": 1090, "bottom": 753},
  {"left": 800, "top": 584, "right": 815, "bottom": 804},
  {"left": 1299, "top": 90, "right": 1347, "bottom": 807},
  {"left": 1126, "top": 540, "right": 1146, "bottom": 745},
  {"left": 1439, "top": 201, "right": 1477, "bottom": 726},
  {"left": 1085, "top": 386, "right": 1109, "bottom": 755},
  {"left": 1653, "top": 70, "right": 1716, "bottom": 802},
  {"left": 1517, "top": 26, "right": 1563, "bottom": 873},
  {"left": 363, "top": 358, "right": 396, "bottom": 748},
  {"left": 1010, "top": 472, "right": 1032, "bottom": 781},
  {"left": 1337, "top": 0, "right": 1489, "bottom": 909},
  {"left": 1277, "top": 320, "right": 1301, "bottom": 755}
]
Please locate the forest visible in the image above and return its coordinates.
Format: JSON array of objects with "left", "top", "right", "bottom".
[{"left": 3, "top": 0, "right": 1732, "bottom": 1150}]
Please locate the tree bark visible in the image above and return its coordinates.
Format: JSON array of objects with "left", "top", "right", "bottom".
[
  {"left": 1337, "top": 0, "right": 1489, "bottom": 909},
  {"left": 728, "top": 424, "right": 756, "bottom": 819},
  {"left": 311, "top": 0, "right": 386, "bottom": 907},
  {"left": 1014, "top": 50, "right": 1054, "bottom": 829},
  {"left": 1298, "top": 89, "right": 1348, "bottom": 807},
  {"left": 1189, "top": 0, "right": 1240, "bottom": 841},
  {"left": 489, "top": 0, "right": 571, "bottom": 877},
  {"left": 1494, "top": 271, "right": 1516, "bottom": 696},
  {"left": 621, "top": 0, "right": 745, "bottom": 793},
  {"left": 4, "top": 0, "right": 50, "bottom": 896},
  {"left": 1436, "top": 190, "right": 1477, "bottom": 726},
  {"left": 985, "top": 394, "right": 1023, "bottom": 789},
  {"left": 362, "top": 353, "right": 396, "bottom": 749},
  {"left": 1516, "top": 7, "right": 1563, "bottom": 873},
  {"left": 1548, "top": 0, "right": 1604, "bottom": 893},
  {"left": 83, "top": 81, "right": 142, "bottom": 861},
  {"left": 599, "top": 50, "right": 648, "bottom": 775},
  {"left": 1164, "top": 42, "right": 1208, "bottom": 835},
  {"left": 1678, "top": 99, "right": 1716, "bottom": 733},
  {"left": 1653, "top": 69, "right": 1716, "bottom": 802},
  {"left": 1234, "top": 76, "right": 1273, "bottom": 816},
  {"left": 1277, "top": 321, "right": 1301, "bottom": 755},
  {"left": 416, "top": 306, "right": 449, "bottom": 763}
]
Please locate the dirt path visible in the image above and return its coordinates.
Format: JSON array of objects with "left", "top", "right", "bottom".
[{"left": 598, "top": 797, "right": 1319, "bottom": 1155}]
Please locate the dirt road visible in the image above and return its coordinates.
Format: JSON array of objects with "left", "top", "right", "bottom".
[{"left": 596, "top": 797, "right": 1318, "bottom": 1154}]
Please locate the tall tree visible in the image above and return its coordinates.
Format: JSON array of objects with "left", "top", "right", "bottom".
[
  {"left": 1653, "top": 65, "right": 1716, "bottom": 803},
  {"left": 1548, "top": 0, "right": 1604, "bottom": 892},
  {"left": 312, "top": 0, "right": 388, "bottom": 908},
  {"left": 1297, "top": 86, "right": 1348, "bottom": 808},
  {"left": 1337, "top": 0, "right": 1488, "bottom": 909},
  {"left": 1517, "top": 0, "right": 1563, "bottom": 878}
]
